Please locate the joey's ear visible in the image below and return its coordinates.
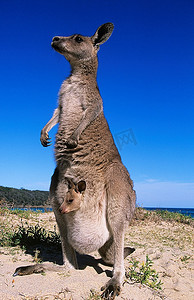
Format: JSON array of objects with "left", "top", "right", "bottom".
[
  {"left": 91, "top": 23, "right": 114, "bottom": 47},
  {"left": 66, "top": 178, "right": 74, "bottom": 189},
  {"left": 77, "top": 180, "right": 86, "bottom": 193}
]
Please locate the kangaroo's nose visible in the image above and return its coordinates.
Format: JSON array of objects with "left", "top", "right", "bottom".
[{"left": 52, "top": 36, "right": 60, "bottom": 42}]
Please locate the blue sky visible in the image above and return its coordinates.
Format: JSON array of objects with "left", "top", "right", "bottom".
[{"left": 0, "top": 0, "right": 193, "bottom": 208}]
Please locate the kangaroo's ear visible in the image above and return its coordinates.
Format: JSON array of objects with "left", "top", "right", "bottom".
[
  {"left": 77, "top": 180, "right": 86, "bottom": 193},
  {"left": 66, "top": 178, "right": 74, "bottom": 189},
  {"left": 91, "top": 23, "right": 114, "bottom": 47}
]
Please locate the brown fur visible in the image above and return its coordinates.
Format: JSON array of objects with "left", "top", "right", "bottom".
[
  {"left": 59, "top": 179, "right": 86, "bottom": 214},
  {"left": 15, "top": 23, "right": 136, "bottom": 299}
]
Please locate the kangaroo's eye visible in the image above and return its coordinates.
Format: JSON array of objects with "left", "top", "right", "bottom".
[
  {"left": 75, "top": 36, "right": 83, "bottom": 43},
  {"left": 68, "top": 199, "right": 74, "bottom": 204}
]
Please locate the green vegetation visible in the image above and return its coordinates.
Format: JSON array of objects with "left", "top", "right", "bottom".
[
  {"left": 155, "top": 209, "right": 192, "bottom": 224},
  {"left": 87, "top": 289, "right": 101, "bottom": 300},
  {"left": 0, "top": 185, "right": 49, "bottom": 207},
  {"left": 180, "top": 255, "right": 191, "bottom": 263},
  {"left": 0, "top": 222, "right": 61, "bottom": 249},
  {"left": 0, "top": 184, "right": 192, "bottom": 227},
  {"left": 87, "top": 256, "right": 163, "bottom": 299},
  {"left": 135, "top": 207, "right": 193, "bottom": 225},
  {"left": 0, "top": 223, "right": 15, "bottom": 248},
  {"left": 125, "top": 255, "right": 163, "bottom": 290},
  {"left": 11, "top": 223, "right": 61, "bottom": 249},
  {"left": 0, "top": 206, "right": 33, "bottom": 219},
  {"left": 0, "top": 207, "right": 60, "bottom": 249}
]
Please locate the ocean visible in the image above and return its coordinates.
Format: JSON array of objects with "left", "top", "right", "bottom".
[
  {"left": 144, "top": 207, "right": 194, "bottom": 218},
  {"left": 12, "top": 207, "right": 53, "bottom": 213},
  {"left": 12, "top": 207, "right": 194, "bottom": 218}
]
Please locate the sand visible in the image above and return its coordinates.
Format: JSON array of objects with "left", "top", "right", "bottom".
[{"left": 0, "top": 211, "right": 193, "bottom": 300}]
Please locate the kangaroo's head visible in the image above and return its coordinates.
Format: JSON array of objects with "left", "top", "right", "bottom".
[
  {"left": 59, "top": 179, "right": 86, "bottom": 214},
  {"left": 51, "top": 23, "right": 114, "bottom": 69}
]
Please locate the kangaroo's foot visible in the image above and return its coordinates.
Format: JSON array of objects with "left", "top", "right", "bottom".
[
  {"left": 101, "top": 276, "right": 121, "bottom": 299},
  {"left": 13, "top": 264, "right": 46, "bottom": 276},
  {"left": 13, "top": 263, "right": 66, "bottom": 276}
]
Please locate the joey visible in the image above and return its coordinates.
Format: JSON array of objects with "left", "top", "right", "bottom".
[{"left": 59, "top": 179, "right": 86, "bottom": 214}]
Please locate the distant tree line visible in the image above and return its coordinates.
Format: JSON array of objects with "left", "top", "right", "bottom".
[{"left": 0, "top": 186, "right": 49, "bottom": 208}]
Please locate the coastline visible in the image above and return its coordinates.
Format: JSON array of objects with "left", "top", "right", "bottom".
[
  {"left": 144, "top": 207, "right": 194, "bottom": 218},
  {"left": 10, "top": 206, "right": 194, "bottom": 218}
]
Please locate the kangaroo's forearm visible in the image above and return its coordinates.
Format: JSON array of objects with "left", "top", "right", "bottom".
[
  {"left": 42, "top": 107, "right": 59, "bottom": 133},
  {"left": 40, "top": 107, "right": 59, "bottom": 147},
  {"left": 72, "top": 103, "right": 102, "bottom": 139}
]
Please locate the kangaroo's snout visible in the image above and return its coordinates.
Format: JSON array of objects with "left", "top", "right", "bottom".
[
  {"left": 52, "top": 36, "right": 60, "bottom": 42},
  {"left": 59, "top": 204, "right": 67, "bottom": 214},
  {"left": 51, "top": 36, "right": 64, "bottom": 52}
]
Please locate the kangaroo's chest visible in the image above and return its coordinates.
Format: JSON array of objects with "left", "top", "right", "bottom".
[
  {"left": 57, "top": 80, "right": 86, "bottom": 136},
  {"left": 59, "top": 80, "right": 86, "bottom": 114},
  {"left": 65, "top": 207, "right": 110, "bottom": 254}
]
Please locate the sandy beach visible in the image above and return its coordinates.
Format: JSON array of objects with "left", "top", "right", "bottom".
[{"left": 0, "top": 210, "right": 193, "bottom": 299}]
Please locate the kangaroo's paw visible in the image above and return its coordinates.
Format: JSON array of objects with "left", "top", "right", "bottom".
[
  {"left": 40, "top": 130, "right": 51, "bottom": 147},
  {"left": 65, "top": 136, "right": 78, "bottom": 148},
  {"left": 101, "top": 277, "right": 121, "bottom": 299}
]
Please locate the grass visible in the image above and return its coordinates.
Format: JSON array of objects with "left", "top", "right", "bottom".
[
  {"left": 155, "top": 209, "right": 193, "bottom": 224},
  {"left": 0, "top": 206, "right": 60, "bottom": 249},
  {"left": 0, "top": 206, "right": 60, "bottom": 250},
  {"left": 0, "top": 206, "right": 35, "bottom": 219},
  {"left": 0, "top": 206, "right": 192, "bottom": 299},
  {"left": 1, "top": 206, "right": 192, "bottom": 224},
  {"left": 0, "top": 222, "right": 61, "bottom": 249},
  {"left": 87, "top": 256, "right": 163, "bottom": 299},
  {"left": 0, "top": 223, "right": 14, "bottom": 247},
  {"left": 125, "top": 255, "right": 163, "bottom": 290},
  {"left": 180, "top": 255, "right": 191, "bottom": 263},
  {"left": 87, "top": 289, "right": 102, "bottom": 300},
  {"left": 134, "top": 207, "right": 193, "bottom": 225}
]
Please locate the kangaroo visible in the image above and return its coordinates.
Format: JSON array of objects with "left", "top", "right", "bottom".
[
  {"left": 15, "top": 23, "right": 136, "bottom": 299},
  {"left": 59, "top": 179, "right": 86, "bottom": 214}
]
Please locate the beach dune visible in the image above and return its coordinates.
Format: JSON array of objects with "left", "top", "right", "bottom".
[{"left": 0, "top": 209, "right": 193, "bottom": 299}]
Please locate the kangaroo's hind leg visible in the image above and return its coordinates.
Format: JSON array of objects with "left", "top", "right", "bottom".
[
  {"left": 99, "top": 237, "right": 135, "bottom": 266},
  {"left": 100, "top": 164, "right": 136, "bottom": 299},
  {"left": 100, "top": 215, "right": 125, "bottom": 299}
]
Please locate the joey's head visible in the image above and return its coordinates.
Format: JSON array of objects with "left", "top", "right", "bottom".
[
  {"left": 51, "top": 23, "right": 114, "bottom": 72},
  {"left": 59, "top": 180, "right": 86, "bottom": 214}
]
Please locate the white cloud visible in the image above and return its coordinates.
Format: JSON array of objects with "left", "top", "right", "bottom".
[{"left": 134, "top": 180, "right": 194, "bottom": 208}]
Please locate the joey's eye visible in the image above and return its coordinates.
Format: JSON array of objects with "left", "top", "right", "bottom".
[
  {"left": 68, "top": 199, "right": 74, "bottom": 204},
  {"left": 75, "top": 36, "right": 83, "bottom": 43}
]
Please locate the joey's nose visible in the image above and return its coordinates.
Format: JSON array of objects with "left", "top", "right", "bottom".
[{"left": 52, "top": 36, "right": 60, "bottom": 42}]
